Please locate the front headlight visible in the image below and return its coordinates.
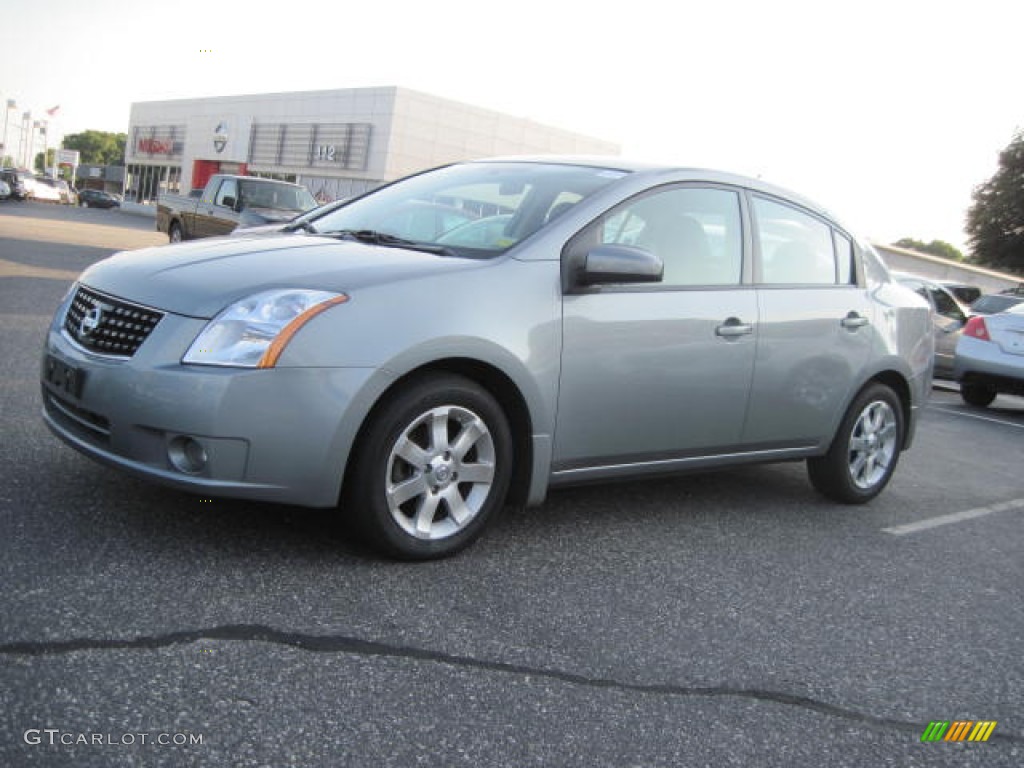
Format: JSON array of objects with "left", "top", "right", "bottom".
[{"left": 183, "top": 289, "right": 348, "bottom": 368}]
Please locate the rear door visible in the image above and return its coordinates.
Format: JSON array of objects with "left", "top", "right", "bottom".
[{"left": 742, "top": 195, "right": 873, "bottom": 448}]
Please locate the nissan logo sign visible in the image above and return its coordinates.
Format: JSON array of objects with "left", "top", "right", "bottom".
[
  {"left": 80, "top": 306, "right": 103, "bottom": 338},
  {"left": 213, "top": 121, "right": 228, "bottom": 153}
]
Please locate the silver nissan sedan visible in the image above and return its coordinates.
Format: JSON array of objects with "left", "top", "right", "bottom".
[{"left": 41, "top": 158, "right": 934, "bottom": 559}]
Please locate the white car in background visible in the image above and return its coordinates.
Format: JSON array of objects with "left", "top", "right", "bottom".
[
  {"left": 24, "top": 176, "right": 61, "bottom": 202},
  {"left": 954, "top": 303, "right": 1024, "bottom": 407}
]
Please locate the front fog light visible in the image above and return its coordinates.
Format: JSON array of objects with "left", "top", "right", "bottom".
[{"left": 168, "top": 436, "right": 208, "bottom": 474}]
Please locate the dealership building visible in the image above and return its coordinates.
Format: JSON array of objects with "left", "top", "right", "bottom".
[{"left": 124, "top": 86, "right": 619, "bottom": 204}]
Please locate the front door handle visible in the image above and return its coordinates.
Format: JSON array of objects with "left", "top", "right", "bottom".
[
  {"left": 841, "top": 312, "right": 869, "bottom": 330},
  {"left": 715, "top": 317, "right": 754, "bottom": 339}
]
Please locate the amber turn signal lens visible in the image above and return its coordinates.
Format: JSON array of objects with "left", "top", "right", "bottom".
[{"left": 257, "top": 295, "right": 349, "bottom": 368}]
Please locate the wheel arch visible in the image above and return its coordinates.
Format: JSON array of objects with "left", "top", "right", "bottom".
[
  {"left": 343, "top": 357, "right": 537, "bottom": 508},
  {"left": 863, "top": 369, "right": 913, "bottom": 450}
]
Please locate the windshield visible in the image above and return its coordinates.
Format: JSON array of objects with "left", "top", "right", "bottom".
[
  {"left": 308, "top": 162, "right": 629, "bottom": 257},
  {"left": 239, "top": 180, "right": 317, "bottom": 213}
]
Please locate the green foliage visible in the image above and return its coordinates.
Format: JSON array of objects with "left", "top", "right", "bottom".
[
  {"left": 893, "top": 237, "right": 964, "bottom": 262},
  {"left": 33, "top": 148, "right": 56, "bottom": 173},
  {"left": 966, "top": 131, "right": 1024, "bottom": 275},
  {"left": 61, "top": 130, "right": 127, "bottom": 166},
  {"left": 1, "top": 154, "right": 13, "bottom": 167}
]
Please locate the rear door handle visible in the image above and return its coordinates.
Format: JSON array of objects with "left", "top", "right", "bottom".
[
  {"left": 715, "top": 317, "right": 754, "bottom": 339},
  {"left": 841, "top": 312, "right": 869, "bottom": 330}
]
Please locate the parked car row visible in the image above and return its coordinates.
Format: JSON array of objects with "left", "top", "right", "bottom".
[
  {"left": 0, "top": 169, "right": 78, "bottom": 204},
  {"left": 0, "top": 169, "right": 125, "bottom": 208},
  {"left": 0, "top": 169, "right": 29, "bottom": 201},
  {"left": 894, "top": 273, "right": 1024, "bottom": 410}
]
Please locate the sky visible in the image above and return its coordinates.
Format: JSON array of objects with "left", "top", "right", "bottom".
[{"left": 1, "top": 0, "right": 1021, "bottom": 253}]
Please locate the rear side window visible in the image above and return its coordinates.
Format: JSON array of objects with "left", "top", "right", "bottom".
[
  {"left": 833, "top": 231, "right": 854, "bottom": 285},
  {"left": 754, "top": 197, "right": 839, "bottom": 285}
]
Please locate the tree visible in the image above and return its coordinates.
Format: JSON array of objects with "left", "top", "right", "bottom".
[
  {"left": 893, "top": 237, "right": 964, "bottom": 262},
  {"left": 34, "top": 148, "right": 56, "bottom": 173},
  {"left": 61, "top": 129, "right": 127, "bottom": 166},
  {"left": 966, "top": 131, "right": 1024, "bottom": 275}
]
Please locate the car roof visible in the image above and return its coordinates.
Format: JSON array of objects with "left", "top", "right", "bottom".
[{"left": 472, "top": 155, "right": 838, "bottom": 222}]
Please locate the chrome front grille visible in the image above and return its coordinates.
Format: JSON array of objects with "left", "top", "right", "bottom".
[{"left": 64, "top": 284, "right": 164, "bottom": 357}]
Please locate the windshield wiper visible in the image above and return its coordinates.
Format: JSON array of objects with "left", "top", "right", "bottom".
[
  {"left": 326, "top": 229, "right": 457, "bottom": 256},
  {"left": 282, "top": 220, "right": 318, "bottom": 234}
]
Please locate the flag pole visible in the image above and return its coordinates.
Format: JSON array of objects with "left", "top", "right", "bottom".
[{"left": 1, "top": 100, "right": 13, "bottom": 166}]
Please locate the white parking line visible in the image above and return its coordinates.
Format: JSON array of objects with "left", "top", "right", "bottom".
[
  {"left": 883, "top": 498, "right": 1024, "bottom": 536},
  {"left": 927, "top": 405, "right": 1024, "bottom": 430}
]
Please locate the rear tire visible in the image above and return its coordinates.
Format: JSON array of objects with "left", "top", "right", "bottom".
[
  {"left": 960, "top": 383, "right": 996, "bottom": 408},
  {"left": 344, "top": 374, "right": 513, "bottom": 560},
  {"left": 808, "top": 383, "right": 904, "bottom": 504},
  {"left": 168, "top": 222, "right": 183, "bottom": 243}
]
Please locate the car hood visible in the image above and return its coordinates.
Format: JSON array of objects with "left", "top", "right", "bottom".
[
  {"left": 78, "top": 234, "right": 485, "bottom": 318},
  {"left": 243, "top": 206, "right": 304, "bottom": 224},
  {"left": 230, "top": 222, "right": 289, "bottom": 236}
]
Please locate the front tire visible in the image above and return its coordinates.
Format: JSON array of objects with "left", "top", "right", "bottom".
[
  {"left": 345, "top": 374, "right": 513, "bottom": 559},
  {"left": 960, "top": 382, "right": 996, "bottom": 408},
  {"left": 808, "top": 383, "right": 903, "bottom": 504}
]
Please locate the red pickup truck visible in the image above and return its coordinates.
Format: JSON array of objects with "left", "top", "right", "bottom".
[{"left": 156, "top": 174, "right": 317, "bottom": 242}]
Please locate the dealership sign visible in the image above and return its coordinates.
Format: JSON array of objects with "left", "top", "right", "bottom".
[
  {"left": 137, "top": 138, "right": 175, "bottom": 155},
  {"left": 56, "top": 148, "right": 80, "bottom": 166},
  {"left": 213, "top": 121, "right": 229, "bottom": 153}
]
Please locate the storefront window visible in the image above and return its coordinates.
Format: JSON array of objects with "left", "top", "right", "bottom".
[{"left": 124, "top": 164, "right": 182, "bottom": 203}]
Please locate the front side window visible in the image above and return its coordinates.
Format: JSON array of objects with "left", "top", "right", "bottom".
[
  {"left": 310, "top": 162, "right": 628, "bottom": 258},
  {"left": 215, "top": 178, "right": 238, "bottom": 208},
  {"left": 929, "top": 287, "right": 963, "bottom": 319},
  {"left": 755, "top": 197, "right": 838, "bottom": 285},
  {"left": 593, "top": 186, "right": 743, "bottom": 286}
]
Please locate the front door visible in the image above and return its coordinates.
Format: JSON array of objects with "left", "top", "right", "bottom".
[{"left": 553, "top": 185, "right": 757, "bottom": 479}]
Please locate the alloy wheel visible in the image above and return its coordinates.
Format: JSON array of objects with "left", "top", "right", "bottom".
[
  {"left": 385, "top": 405, "right": 496, "bottom": 541},
  {"left": 847, "top": 400, "right": 897, "bottom": 490}
]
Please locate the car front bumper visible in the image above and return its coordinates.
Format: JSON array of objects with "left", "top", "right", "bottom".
[{"left": 41, "top": 305, "right": 380, "bottom": 508}]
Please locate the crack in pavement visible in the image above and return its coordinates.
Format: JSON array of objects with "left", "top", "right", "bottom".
[{"left": 1, "top": 624, "right": 1019, "bottom": 744}]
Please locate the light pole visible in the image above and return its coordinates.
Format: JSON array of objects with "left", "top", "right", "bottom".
[
  {"left": 1, "top": 99, "right": 14, "bottom": 166},
  {"left": 20, "top": 112, "right": 30, "bottom": 169}
]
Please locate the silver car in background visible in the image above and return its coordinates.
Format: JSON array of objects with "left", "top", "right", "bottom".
[
  {"left": 41, "top": 158, "right": 933, "bottom": 559},
  {"left": 893, "top": 272, "right": 969, "bottom": 378},
  {"left": 954, "top": 302, "right": 1024, "bottom": 407}
]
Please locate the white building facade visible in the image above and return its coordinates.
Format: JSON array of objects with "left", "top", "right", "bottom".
[{"left": 125, "top": 86, "right": 619, "bottom": 204}]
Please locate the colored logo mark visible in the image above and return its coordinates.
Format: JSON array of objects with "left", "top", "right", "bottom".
[{"left": 921, "top": 720, "right": 997, "bottom": 742}]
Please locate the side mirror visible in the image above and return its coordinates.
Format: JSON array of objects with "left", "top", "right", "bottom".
[
  {"left": 577, "top": 244, "right": 663, "bottom": 286},
  {"left": 221, "top": 195, "right": 237, "bottom": 210}
]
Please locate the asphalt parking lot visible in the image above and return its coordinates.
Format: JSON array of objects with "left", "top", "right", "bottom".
[{"left": 1, "top": 201, "right": 1022, "bottom": 767}]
